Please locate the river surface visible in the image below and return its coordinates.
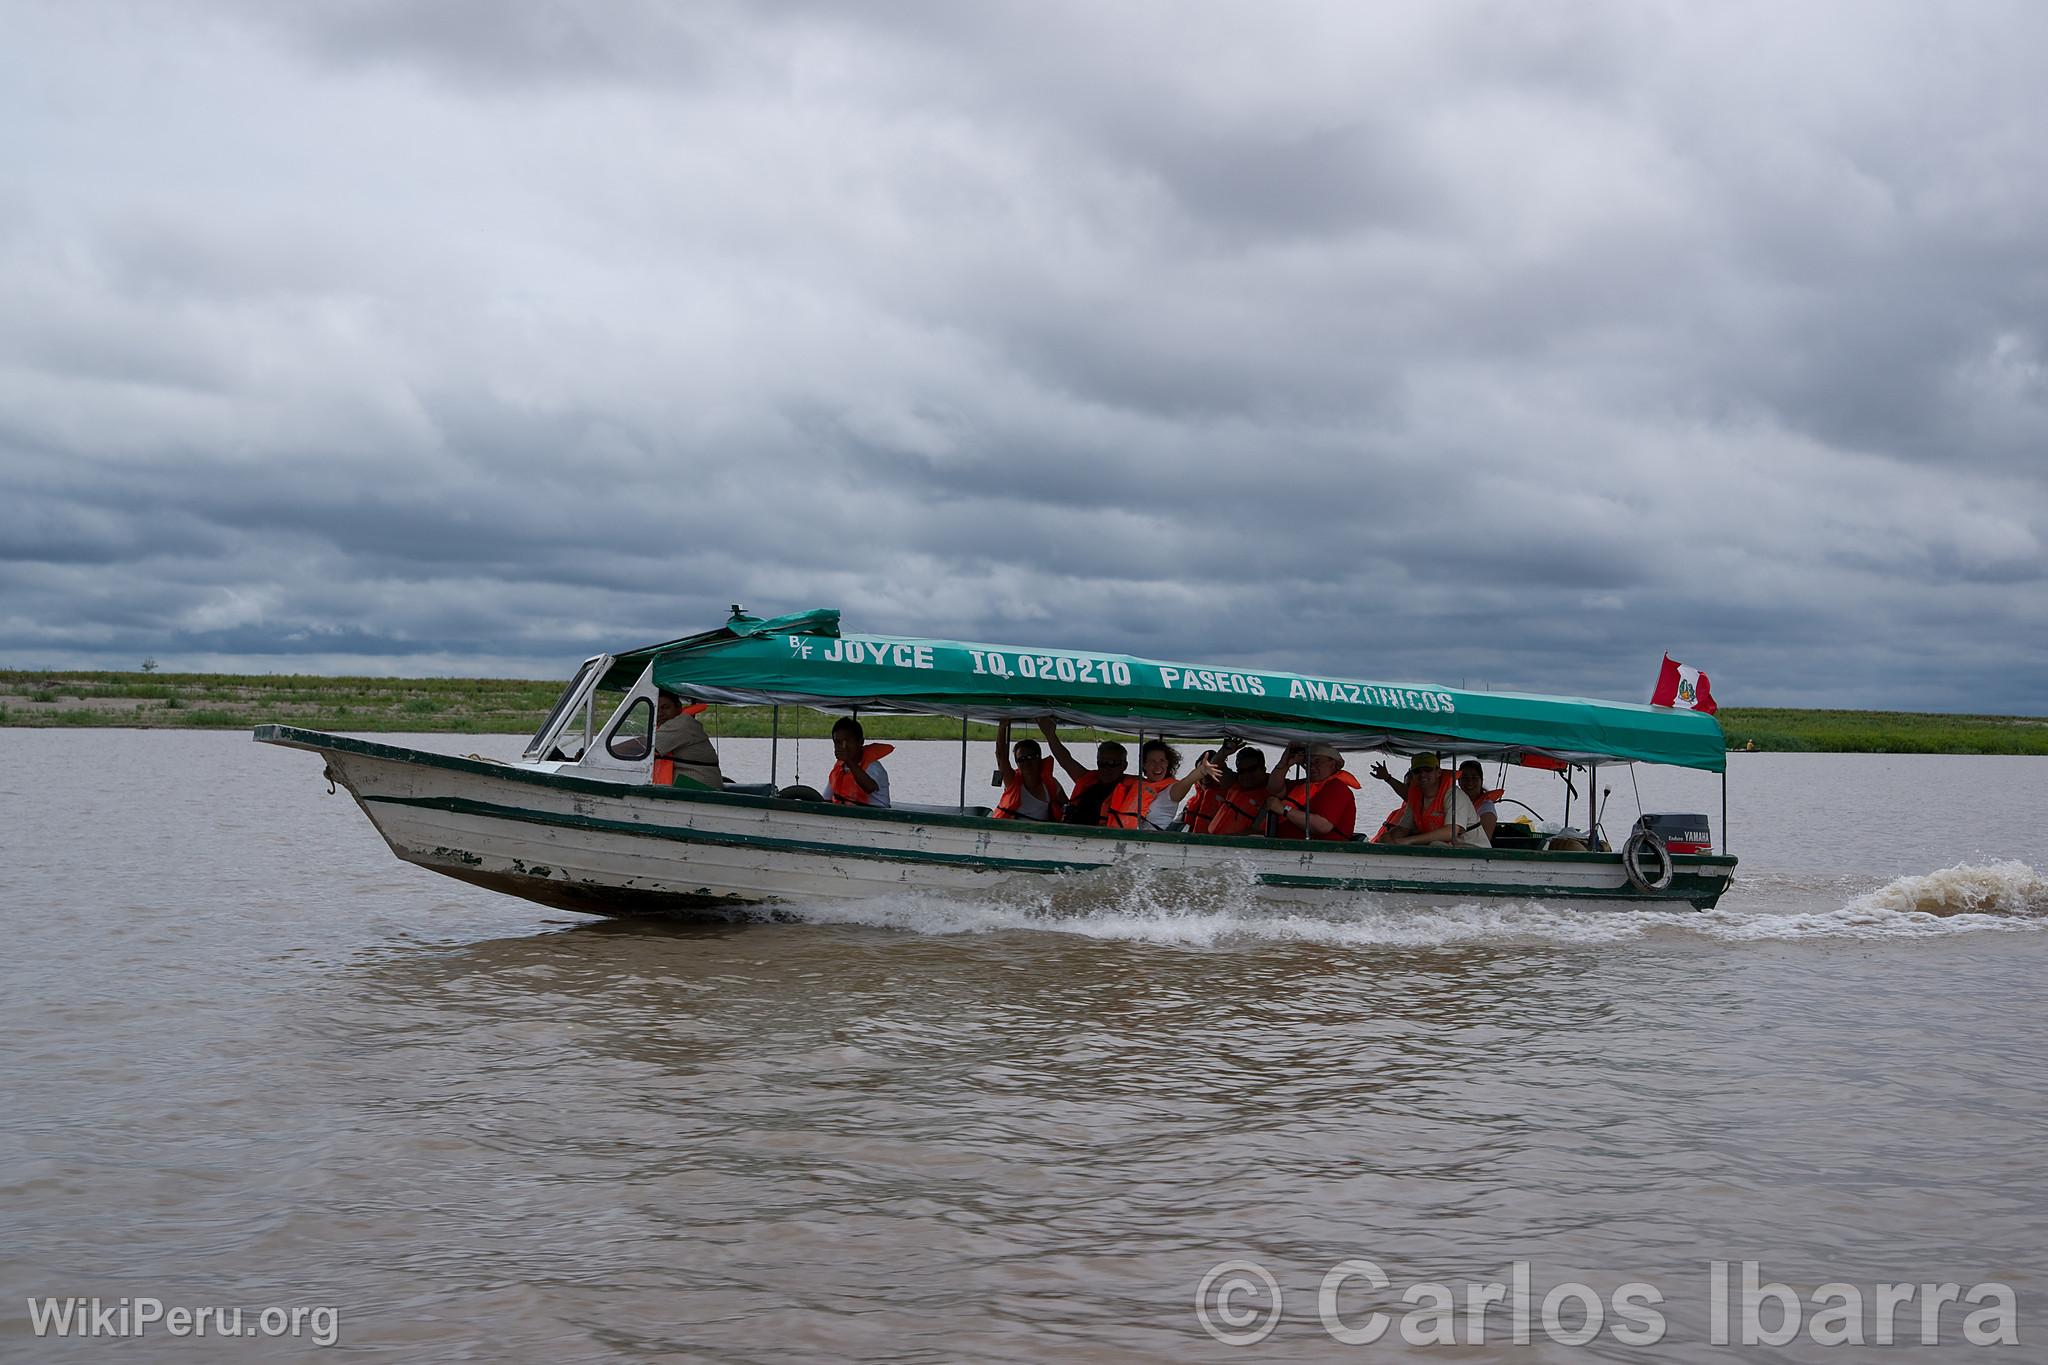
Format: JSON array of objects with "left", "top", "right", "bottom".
[{"left": 2, "top": 731, "right": 2044, "bottom": 1361}]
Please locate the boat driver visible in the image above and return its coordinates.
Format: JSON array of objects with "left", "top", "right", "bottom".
[{"left": 654, "top": 691, "right": 726, "bottom": 789}]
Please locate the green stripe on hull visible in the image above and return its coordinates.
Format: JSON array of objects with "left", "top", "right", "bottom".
[
  {"left": 367, "top": 793, "right": 1102, "bottom": 875},
  {"left": 363, "top": 792, "right": 1724, "bottom": 907}
]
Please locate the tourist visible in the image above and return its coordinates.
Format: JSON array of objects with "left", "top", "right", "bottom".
[
  {"left": 992, "top": 721, "right": 1066, "bottom": 821},
  {"left": 1376, "top": 754, "right": 1488, "bottom": 847},
  {"left": 1457, "top": 760, "right": 1500, "bottom": 843},
  {"left": 1041, "top": 721, "right": 1202, "bottom": 830},
  {"left": 1190, "top": 744, "right": 1272, "bottom": 836},
  {"left": 1263, "top": 742, "right": 1357, "bottom": 841},
  {"left": 1041, "top": 720, "right": 1129, "bottom": 826}
]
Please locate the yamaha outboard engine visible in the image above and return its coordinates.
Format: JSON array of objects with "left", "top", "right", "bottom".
[{"left": 1632, "top": 813, "right": 1713, "bottom": 855}]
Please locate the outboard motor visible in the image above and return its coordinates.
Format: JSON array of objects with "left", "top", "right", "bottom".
[{"left": 1632, "top": 813, "right": 1713, "bottom": 855}]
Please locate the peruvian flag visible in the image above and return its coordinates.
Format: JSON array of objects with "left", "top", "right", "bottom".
[{"left": 1651, "top": 655, "right": 1717, "bottom": 714}]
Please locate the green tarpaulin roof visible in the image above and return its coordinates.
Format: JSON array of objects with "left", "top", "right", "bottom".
[{"left": 622, "top": 608, "right": 1725, "bottom": 771}]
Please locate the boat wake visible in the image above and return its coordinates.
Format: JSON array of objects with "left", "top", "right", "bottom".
[{"left": 758, "top": 860, "right": 2048, "bottom": 949}]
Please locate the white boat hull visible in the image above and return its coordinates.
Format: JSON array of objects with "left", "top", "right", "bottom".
[{"left": 256, "top": 728, "right": 1736, "bottom": 917}]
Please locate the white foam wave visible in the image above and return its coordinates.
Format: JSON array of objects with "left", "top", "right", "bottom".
[
  {"left": 778, "top": 893, "right": 1671, "bottom": 949},
  {"left": 1847, "top": 859, "right": 2048, "bottom": 918},
  {"left": 759, "top": 860, "right": 2048, "bottom": 949},
  {"left": 1688, "top": 860, "right": 2048, "bottom": 942}
]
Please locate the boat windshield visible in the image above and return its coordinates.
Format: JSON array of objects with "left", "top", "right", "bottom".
[{"left": 523, "top": 657, "right": 603, "bottom": 759}]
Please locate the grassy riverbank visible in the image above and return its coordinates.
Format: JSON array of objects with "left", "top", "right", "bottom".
[{"left": 2, "top": 670, "right": 2043, "bottom": 753}]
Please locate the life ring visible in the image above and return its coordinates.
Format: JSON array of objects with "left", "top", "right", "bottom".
[{"left": 1621, "top": 829, "right": 1674, "bottom": 893}]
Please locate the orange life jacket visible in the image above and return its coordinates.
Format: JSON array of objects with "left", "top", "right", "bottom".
[
  {"left": 1280, "top": 770, "right": 1361, "bottom": 840},
  {"left": 827, "top": 743, "right": 894, "bottom": 805},
  {"left": 1103, "top": 776, "right": 1176, "bottom": 830},
  {"left": 1373, "top": 771, "right": 1454, "bottom": 842},
  {"left": 994, "top": 757, "right": 1067, "bottom": 820},
  {"left": 649, "top": 702, "right": 712, "bottom": 785},
  {"left": 1202, "top": 784, "right": 1268, "bottom": 837}
]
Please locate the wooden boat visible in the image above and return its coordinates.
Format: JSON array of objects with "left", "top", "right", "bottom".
[{"left": 256, "top": 608, "right": 1736, "bottom": 917}]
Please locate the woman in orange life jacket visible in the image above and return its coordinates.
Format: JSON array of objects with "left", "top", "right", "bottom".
[
  {"left": 1039, "top": 720, "right": 1203, "bottom": 830},
  {"left": 991, "top": 720, "right": 1066, "bottom": 821},
  {"left": 826, "top": 716, "right": 893, "bottom": 808},
  {"left": 1107, "top": 739, "right": 1209, "bottom": 829},
  {"left": 1262, "top": 742, "right": 1358, "bottom": 841}
]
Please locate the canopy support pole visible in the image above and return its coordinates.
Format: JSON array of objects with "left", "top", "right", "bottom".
[
  {"left": 1721, "top": 767, "right": 1728, "bottom": 856},
  {"left": 770, "top": 705, "right": 780, "bottom": 787},
  {"left": 959, "top": 715, "right": 968, "bottom": 807}
]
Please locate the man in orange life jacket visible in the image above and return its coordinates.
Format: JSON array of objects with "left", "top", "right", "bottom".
[
  {"left": 991, "top": 720, "right": 1066, "bottom": 821},
  {"left": 1184, "top": 742, "right": 1271, "bottom": 836},
  {"left": 1375, "top": 753, "right": 1488, "bottom": 847},
  {"left": 653, "top": 691, "right": 725, "bottom": 789},
  {"left": 1178, "top": 738, "right": 1240, "bottom": 830},
  {"left": 1262, "top": 743, "right": 1357, "bottom": 840},
  {"left": 827, "top": 716, "right": 893, "bottom": 808}
]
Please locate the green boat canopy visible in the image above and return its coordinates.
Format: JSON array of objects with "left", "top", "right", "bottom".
[{"left": 622, "top": 608, "right": 1725, "bottom": 772}]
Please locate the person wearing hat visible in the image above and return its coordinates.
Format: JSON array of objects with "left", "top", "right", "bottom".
[
  {"left": 1262, "top": 742, "right": 1358, "bottom": 841},
  {"left": 1374, "top": 752, "right": 1489, "bottom": 847}
]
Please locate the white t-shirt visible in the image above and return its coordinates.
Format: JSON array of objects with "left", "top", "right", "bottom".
[
  {"left": 1447, "top": 788, "right": 1490, "bottom": 847},
  {"left": 858, "top": 761, "right": 891, "bottom": 809},
  {"left": 1388, "top": 782, "right": 1490, "bottom": 847}
]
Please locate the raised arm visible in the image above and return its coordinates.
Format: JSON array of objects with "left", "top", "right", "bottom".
[
  {"left": 1165, "top": 755, "right": 1222, "bottom": 806},
  {"left": 1038, "top": 718, "right": 1091, "bottom": 783},
  {"left": 1265, "top": 744, "right": 1304, "bottom": 798},
  {"left": 993, "top": 721, "right": 1015, "bottom": 784},
  {"left": 1369, "top": 760, "right": 1409, "bottom": 800}
]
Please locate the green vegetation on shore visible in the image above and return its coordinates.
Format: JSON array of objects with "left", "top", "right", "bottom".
[
  {"left": 2, "top": 670, "right": 2043, "bottom": 754},
  {"left": 1714, "top": 708, "right": 2046, "bottom": 755}
]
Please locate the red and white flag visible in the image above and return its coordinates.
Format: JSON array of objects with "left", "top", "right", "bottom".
[{"left": 1651, "top": 655, "right": 1717, "bottom": 714}]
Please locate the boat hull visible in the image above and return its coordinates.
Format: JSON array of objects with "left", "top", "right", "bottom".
[{"left": 256, "top": 727, "right": 1736, "bottom": 918}]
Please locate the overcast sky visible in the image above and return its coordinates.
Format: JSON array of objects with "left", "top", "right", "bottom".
[{"left": 3, "top": 1, "right": 2044, "bottom": 711}]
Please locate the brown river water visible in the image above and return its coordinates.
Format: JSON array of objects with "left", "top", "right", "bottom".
[{"left": 2, "top": 731, "right": 2044, "bottom": 1361}]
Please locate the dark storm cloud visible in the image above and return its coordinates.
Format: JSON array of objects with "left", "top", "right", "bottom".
[{"left": 1, "top": 0, "right": 2044, "bottom": 711}]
